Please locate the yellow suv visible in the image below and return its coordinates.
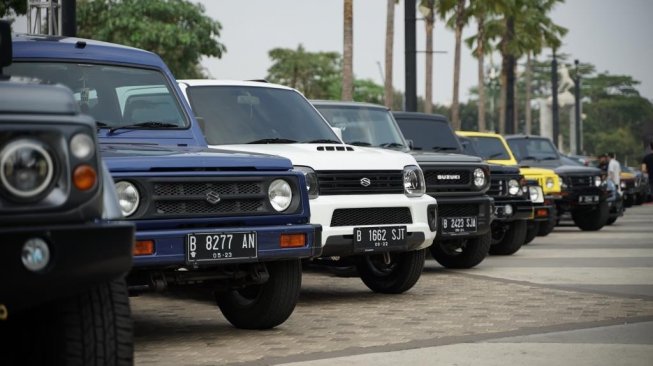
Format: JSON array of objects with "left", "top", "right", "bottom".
[{"left": 457, "top": 131, "right": 561, "bottom": 238}]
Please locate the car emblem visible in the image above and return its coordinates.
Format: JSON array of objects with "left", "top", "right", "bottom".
[
  {"left": 206, "top": 190, "right": 221, "bottom": 204},
  {"left": 437, "top": 174, "right": 461, "bottom": 180},
  {"left": 360, "top": 177, "right": 371, "bottom": 187}
]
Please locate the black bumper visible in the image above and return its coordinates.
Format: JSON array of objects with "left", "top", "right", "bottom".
[
  {"left": 531, "top": 203, "right": 553, "bottom": 222},
  {"left": 492, "top": 196, "right": 533, "bottom": 222},
  {"left": 556, "top": 187, "right": 607, "bottom": 213},
  {"left": 433, "top": 195, "right": 493, "bottom": 240},
  {"left": 322, "top": 232, "right": 426, "bottom": 257},
  {"left": 0, "top": 222, "right": 134, "bottom": 314}
]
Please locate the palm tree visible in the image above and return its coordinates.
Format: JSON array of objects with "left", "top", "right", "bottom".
[
  {"left": 342, "top": 0, "right": 354, "bottom": 101},
  {"left": 449, "top": 0, "right": 467, "bottom": 130},
  {"left": 384, "top": 0, "right": 397, "bottom": 109},
  {"left": 419, "top": 0, "right": 436, "bottom": 113}
]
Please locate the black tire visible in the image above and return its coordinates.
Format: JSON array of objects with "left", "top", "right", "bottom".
[
  {"left": 356, "top": 249, "right": 426, "bottom": 294},
  {"left": 624, "top": 195, "right": 633, "bottom": 208},
  {"left": 606, "top": 216, "right": 618, "bottom": 225},
  {"left": 216, "top": 260, "right": 301, "bottom": 329},
  {"left": 489, "top": 220, "right": 527, "bottom": 255},
  {"left": 524, "top": 221, "right": 539, "bottom": 245},
  {"left": 634, "top": 194, "right": 644, "bottom": 205},
  {"left": 430, "top": 232, "right": 491, "bottom": 269},
  {"left": 0, "top": 279, "right": 133, "bottom": 366},
  {"left": 572, "top": 201, "right": 609, "bottom": 231},
  {"left": 537, "top": 206, "right": 556, "bottom": 236}
]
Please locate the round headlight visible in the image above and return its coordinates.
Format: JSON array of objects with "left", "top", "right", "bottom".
[
  {"left": 508, "top": 179, "right": 520, "bottom": 195},
  {"left": 0, "top": 139, "right": 54, "bottom": 199},
  {"left": 596, "top": 176, "right": 603, "bottom": 187},
  {"left": 70, "top": 133, "right": 95, "bottom": 160},
  {"left": 620, "top": 181, "right": 626, "bottom": 188},
  {"left": 403, "top": 165, "right": 426, "bottom": 197},
  {"left": 473, "top": 168, "right": 486, "bottom": 188},
  {"left": 545, "top": 177, "right": 554, "bottom": 189},
  {"left": 529, "top": 186, "right": 544, "bottom": 203},
  {"left": 269, "top": 179, "right": 293, "bottom": 212},
  {"left": 115, "top": 181, "right": 140, "bottom": 217},
  {"left": 293, "top": 166, "right": 319, "bottom": 199}
]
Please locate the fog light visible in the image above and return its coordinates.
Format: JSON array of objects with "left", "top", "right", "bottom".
[
  {"left": 280, "top": 233, "right": 306, "bottom": 248},
  {"left": 504, "top": 204, "right": 513, "bottom": 216},
  {"left": 134, "top": 240, "right": 155, "bottom": 256},
  {"left": 21, "top": 238, "right": 50, "bottom": 272}
]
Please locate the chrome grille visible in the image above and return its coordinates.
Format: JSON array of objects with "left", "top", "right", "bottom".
[
  {"left": 154, "top": 182, "right": 261, "bottom": 196},
  {"left": 330, "top": 207, "right": 412, "bottom": 226},
  {"left": 317, "top": 170, "right": 403, "bottom": 195}
]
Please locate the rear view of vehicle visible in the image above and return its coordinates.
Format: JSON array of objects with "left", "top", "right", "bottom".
[{"left": 180, "top": 80, "right": 438, "bottom": 295}]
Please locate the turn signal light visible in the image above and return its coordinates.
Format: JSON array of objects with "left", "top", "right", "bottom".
[
  {"left": 73, "top": 164, "right": 97, "bottom": 191},
  {"left": 536, "top": 209, "right": 548, "bottom": 217},
  {"left": 134, "top": 240, "right": 155, "bottom": 256},
  {"left": 280, "top": 233, "right": 306, "bottom": 248}
]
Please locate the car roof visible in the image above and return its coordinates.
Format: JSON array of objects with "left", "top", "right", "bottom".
[
  {"left": 178, "top": 79, "right": 296, "bottom": 91},
  {"left": 392, "top": 111, "right": 449, "bottom": 122}
]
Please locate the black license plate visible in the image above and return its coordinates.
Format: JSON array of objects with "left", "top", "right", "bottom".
[
  {"left": 578, "top": 195, "right": 599, "bottom": 204},
  {"left": 186, "top": 232, "right": 257, "bottom": 263},
  {"left": 442, "top": 216, "right": 477, "bottom": 234},
  {"left": 354, "top": 226, "right": 407, "bottom": 251}
]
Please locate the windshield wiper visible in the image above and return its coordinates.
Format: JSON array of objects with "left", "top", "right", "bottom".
[
  {"left": 108, "top": 121, "right": 179, "bottom": 134},
  {"left": 431, "top": 146, "right": 458, "bottom": 152},
  {"left": 521, "top": 156, "right": 538, "bottom": 161},
  {"left": 541, "top": 156, "right": 558, "bottom": 160},
  {"left": 379, "top": 142, "right": 405, "bottom": 148},
  {"left": 488, "top": 152, "right": 505, "bottom": 159},
  {"left": 246, "top": 138, "right": 298, "bottom": 144},
  {"left": 347, "top": 141, "right": 372, "bottom": 146},
  {"left": 305, "top": 139, "right": 341, "bottom": 144}
]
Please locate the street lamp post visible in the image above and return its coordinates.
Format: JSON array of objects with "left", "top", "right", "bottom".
[
  {"left": 573, "top": 59, "right": 581, "bottom": 154},
  {"left": 551, "top": 49, "right": 559, "bottom": 149}
]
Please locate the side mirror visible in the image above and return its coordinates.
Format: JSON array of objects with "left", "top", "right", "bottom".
[
  {"left": 331, "top": 126, "right": 343, "bottom": 142},
  {"left": 0, "top": 20, "right": 12, "bottom": 75},
  {"left": 406, "top": 139, "right": 414, "bottom": 150}
]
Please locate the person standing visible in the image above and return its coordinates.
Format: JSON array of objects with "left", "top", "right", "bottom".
[
  {"left": 641, "top": 141, "right": 653, "bottom": 198},
  {"left": 607, "top": 152, "right": 621, "bottom": 191}
]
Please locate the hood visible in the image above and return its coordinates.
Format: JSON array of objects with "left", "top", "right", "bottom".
[
  {"left": 554, "top": 165, "right": 602, "bottom": 176},
  {"left": 519, "top": 167, "right": 558, "bottom": 177},
  {"left": 211, "top": 143, "right": 418, "bottom": 170},
  {"left": 100, "top": 143, "right": 293, "bottom": 172},
  {"left": 409, "top": 151, "right": 483, "bottom": 164},
  {"left": 487, "top": 163, "right": 520, "bottom": 174}
]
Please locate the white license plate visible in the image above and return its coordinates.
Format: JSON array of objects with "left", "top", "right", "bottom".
[
  {"left": 442, "top": 216, "right": 477, "bottom": 234},
  {"left": 578, "top": 195, "right": 599, "bottom": 204}
]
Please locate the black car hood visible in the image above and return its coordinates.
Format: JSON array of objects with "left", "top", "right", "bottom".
[
  {"left": 488, "top": 163, "right": 520, "bottom": 174},
  {"left": 410, "top": 151, "right": 483, "bottom": 163}
]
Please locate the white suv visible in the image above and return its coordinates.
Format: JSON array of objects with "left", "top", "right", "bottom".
[{"left": 178, "top": 80, "right": 437, "bottom": 294}]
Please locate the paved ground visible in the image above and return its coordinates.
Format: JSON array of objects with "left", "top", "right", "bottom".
[{"left": 132, "top": 203, "right": 653, "bottom": 365}]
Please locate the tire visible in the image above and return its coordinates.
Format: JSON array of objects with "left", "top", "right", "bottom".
[
  {"left": 537, "top": 206, "right": 556, "bottom": 236},
  {"left": 524, "top": 221, "right": 539, "bottom": 245},
  {"left": 430, "top": 232, "right": 491, "bottom": 269},
  {"left": 571, "top": 201, "right": 609, "bottom": 231},
  {"left": 0, "top": 279, "right": 133, "bottom": 366},
  {"left": 216, "top": 260, "right": 301, "bottom": 329},
  {"left": 356, "top": 249, "right": 426, "bottom": 294},
  {"left": 624, "top": 195, "right": 633, "bottom": 208},
  {"left": 489, "top": 220, "right": 527, "bottom": 255},
  {"left": 606, "top": 216, "right": 618, "bottom": 225}
]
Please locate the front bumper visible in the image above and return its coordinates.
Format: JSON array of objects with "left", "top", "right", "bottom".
[
  {"left": 310, "top": 194, "right": 438, "bottom": 257},
  {"left": 556, "top": 186, "right": 607, "bottom": 213},
  {"left": 433, "top": 194, "right": 493, "bottom": 240},
  {"left": 531, "top": 203, "right": 553, "bottom": 222},
  {"left": 132, "top": 224, "right": 322, "bottom": 268},
  {"left": 492, "top": 196, "right": 533, "bottom": 222},
  {"left": 0, "top": 222, "right": 134, "bottom": 314}
]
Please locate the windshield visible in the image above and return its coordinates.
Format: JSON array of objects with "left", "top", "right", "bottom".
[
  {"left": 468, "top": 136, "right": 511, "bottom": 160},
  {"left": 506, "top": 138, "right": 559, "bottom": 162},
  {"left": 458, "top": 136, "right": 481, "bottom": 157},
  {"left": 5, "top": 62, "right": 188, "bottom": 129},
  {"left": 394, "top": 117, "right": 461, "bottom": 152},
  {"left": 185, "top": 86, "right": 340, "bottom": 145},
  {"left": 315, "top": 105, "right": 406, "bottom": 149}
]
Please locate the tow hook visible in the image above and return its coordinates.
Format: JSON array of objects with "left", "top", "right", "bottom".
[
  {"left": 249, "top": 263, "right": 270, "bottom": 284},
  {"left": 383, "top": 252, "right": 392, "bottom": 265},
  {"left": 0, "top": 304, "right": 7, "bottom": 321}
]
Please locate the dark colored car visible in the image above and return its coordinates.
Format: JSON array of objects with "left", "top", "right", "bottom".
[
  {"left": 0, "top": 22, "right": 135, "bottom": 363},
  {"left": 313, "top": 101, "right": 493, "bottom": 268},
  {"left": 505, "top": 135, "right": 610, "bottom": 231}
]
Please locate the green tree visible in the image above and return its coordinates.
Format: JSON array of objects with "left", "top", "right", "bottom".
[
  {"left": 0, "top": 0, "right": 26, "bottom": 18},
  {"left": 266, "top": 45, "right": 341, "bottom": 99},
  {"left": 77, "top": 0, "right": 226, "bottom": 78}
]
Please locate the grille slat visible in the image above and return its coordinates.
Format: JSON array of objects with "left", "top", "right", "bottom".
[
  {"left": 439, "top": 204, "right": 479, "bottom": 218},
  {"left": 318, "top": 170, "right": 404, "bottom": 195},
  {"left": 330, "top": 207, "right": 412, "bottom": 227},
  {"left": 487, "top": 179, "right": 504, "bottom": 196}
]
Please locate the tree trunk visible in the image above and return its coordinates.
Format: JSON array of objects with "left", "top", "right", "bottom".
[
  {"left": 476, "top": 15, "right": 486, "bottom": 132},
  {"left": 384, "top": 0, "right": 395, "bottom": 109},
  {"left": 502, "top": 15, "right": 515, "bottom": 134},
  {"left": 342, "top": 0, "right": 354, "bottom": 101},
  {"left": 525, "top": 52, "right": 532, "bottom": 134},
  {"left": 424, "top": 4, "right": 434, "bottom": 114},
  {"left": 499, "top": 41, "right": 507, "bottom": 134},
  {"left": 451, "top": 0, "right": 466, "bottom": 130},
  {"left": 513, "top": 60, "right": 519, "bottom": 133}
]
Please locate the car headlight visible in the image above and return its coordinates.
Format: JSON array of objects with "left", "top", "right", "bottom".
[
  {"left": 293, "top": 166, "right": 319, "bottom": 199},
  {"left": 0, "top": 139, "right": 54, "bottom": 200},
  {"left": 595, "top": 176, "right": 602, "bottom": 187},
  {"left": 403, "top": 165, "right": 425, "bottom": 197},
  {"left": 115, "top": 181, "right": 140, "bottom": 217},
  {"left": 508, "top": 179, "right": 521, "bottom": 195},
  {"left": 620, "top": 181, "right": 626, "bottom": 189},
  {"left": 529, "top": 186, "right": 544, "bottom": 203},
  {"left": 545, "top": 177, "right": 554, "bottom": 189},
  {"left": 70, "top": 133, "right": 95, "bottom": 160},
  {"left": 635, "top": 179, "right": 640, "bottom": 187},
  {"left": 473, "top": 168, "right": 486, "bottom": 188},
  {"left": 268, "top": 179, "right": 293, "bottom": 211}
]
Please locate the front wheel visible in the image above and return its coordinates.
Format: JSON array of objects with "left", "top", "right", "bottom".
[
  {"left": 216, "top": 260, "right": 302, "bottom": 329},
  {"left": 537, "top": 206, "right": 556, "bottom": 236},
  {"left": 0, "top": 279, "right": 133, "bottom": 366},
  {"left": 572, "top": 201, "right": 609, "bottom": 231},
  {"left": 490, "top": 221, "right": 527, "bottom": 255},
  {"left": 524, "top": 221, "right": 539, "bottom": 245},
  {"left": 357, "top": 249, "right": 426, "bottom": 294},
  {"left": 430, "top": 232, "right": 491, "bottom": 269}
]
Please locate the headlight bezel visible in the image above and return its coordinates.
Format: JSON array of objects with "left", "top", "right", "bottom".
[
  {"left": 595, "top": 176, "right": 603, "bottom": 187},
  {"left": 545, "top": 177, "right": 554, "bottom": 189},
  {"left": 473, "top": 168, "right": 487, "bottom": 189},
  {"left": 0, "top": 139, "right": 56, "bottom": 201},
  {"left": 115, "top": 180, "right": 140, "bottom": 217},
  {"left": 268, "top": 178, "right": 293, "bottom": 212},
  {"left": 69, "top": 133, "right": 95, "bottom": 160},
  {"left": 403, "top": 165, "right": 426, "bottom": 197},
  {"left": 293, "top": 165, "right": 319, "bottom": 199},
  {"left": 507, "top": 178, "right": 521, "bottom": 196},
  {"left": 528, "top": 185, "right": 544, "bottom": 203}
]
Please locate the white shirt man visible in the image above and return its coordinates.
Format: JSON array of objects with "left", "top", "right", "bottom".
[{"left": 607, "top": 153, "right": 621, "bottom": 190}]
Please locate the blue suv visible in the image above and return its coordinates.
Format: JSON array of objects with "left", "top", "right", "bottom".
[{"left": 9, "top": 35, "right": 321, "bottom": 329}]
